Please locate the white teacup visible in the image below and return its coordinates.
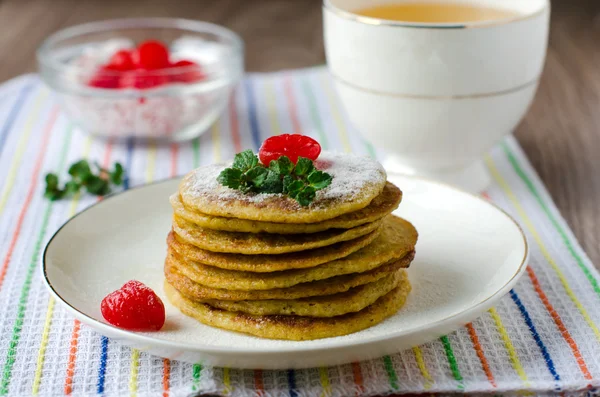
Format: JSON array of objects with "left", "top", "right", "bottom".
[{"left": 324, "top": 0, "right": 550, "bottom": 192}]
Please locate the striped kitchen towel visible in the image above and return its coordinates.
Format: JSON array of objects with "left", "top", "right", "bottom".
[{"left": 0, "top": 67, "right": 599, "bottom": 397}]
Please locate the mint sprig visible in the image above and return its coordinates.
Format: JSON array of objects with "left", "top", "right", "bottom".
[
  {"left": 44, "top": 159, "right": 125, "bottom": 201},
  {"left": 217, "top": 151, "right": 332, "bottom": 206}
]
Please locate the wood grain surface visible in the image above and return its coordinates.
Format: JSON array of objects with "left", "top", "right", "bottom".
[{"left": 0, "top": 0, "right": 598, "bottom": 269}]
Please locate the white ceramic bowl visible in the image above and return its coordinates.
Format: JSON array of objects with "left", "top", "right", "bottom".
[{"left": 324, "top": 0, "right": 550, "bottom": 192}]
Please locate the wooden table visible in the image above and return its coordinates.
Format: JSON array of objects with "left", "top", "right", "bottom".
[{"left": 0, "top": 0, "right": 598, "bottom": 268}]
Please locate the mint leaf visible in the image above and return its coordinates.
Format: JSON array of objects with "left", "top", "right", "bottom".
[
  {"left": 232, "top": 150, "right": 258, "bottom": 171},
  {"left": 85, "top": 175, "right": 110, "bottom": 195},
  {"left": 217, "top": 168, "right": 243, "bottom": 189},
  {"left": 294, "top": 157, "right": 314, "bottom": 176},
  {"left": 296, "top": 186, "right": 316, "bottom": 206},
  {"left": 64, "top": 181, "right": 80, "bottom": 196},
  {"left": 68, "top": 160, "right": 92, "bottom": 182},
  {"left": 283, "top": 176, "right": 305, "bottom": 198},
  {"left": 45, "top": 173, "right": 59, "bottom": 190},
  {"left": 307, "top": 170, "right": 332, "bottom": 190},
  {"left": 245, "top": 167, "right": 268, "bottom": 187},
  {"left": 109, "top": 163, "right": 124, "bottom": 185},
  {"left": 269, "top": 156, "right": 293, "bottom": 176},
  {"left": 217, "top": 149, "right": 333, "bottom": 206},
  {"left": 260, "top": 170, "right": 284, "bottom": 193}
]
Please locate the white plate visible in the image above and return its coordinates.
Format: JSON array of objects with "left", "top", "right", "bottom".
[{"left": 42, "top": 174, "right": 528, "bottom": 369}]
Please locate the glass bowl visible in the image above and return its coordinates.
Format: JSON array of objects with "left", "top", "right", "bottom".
[{"left": 37, "top": 18, "right": 244, "bottom": 142}]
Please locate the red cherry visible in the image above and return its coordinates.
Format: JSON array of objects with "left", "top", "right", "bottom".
[
  {"left": 88, "top": 67, "right": 120, "bottom": 89},
  {"left": 101, "top": 280, "right": 165, "bottom": 331},
  {"left": 170, "top": 60, "right": 205, "bottom": 83},
  {"left": 105, "top": 50, "right": 135, "bottom": 71},
  {"left": 120, "top": 71, "right": 169, "bottom": 89},
  {"left": 134, "top": 40, "right": 170, "bottom": 70},
  {"left": 259, "top": 134, "right": 322, "bottom": 165}
]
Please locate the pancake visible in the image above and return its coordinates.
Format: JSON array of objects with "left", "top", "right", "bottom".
[
  {"left": 171, "top": 182, "right": 402, "bottom": 234},
  {"left": 172, "top": 216, "right": 383, "bottom": 255},
  {"left": 178, "top": 152, "right": 387, "bottom": 223},
  {"left": 168, "top": 215, "right": 416, "bottom": 277},
  {"left": 164, "top": 277, "right": 411, "bottom": 340},
  {"left": 167, "top": 217, "right": 417, "bottom": 290},
  {"left": 165, "top": 258, "right": 404, "bottom": 301},
  {"left": 202, "top": 270, "right": 406, "bottom": 317},
  {"left": 168, "top": 228, "right": 380, "bottom": 272}
]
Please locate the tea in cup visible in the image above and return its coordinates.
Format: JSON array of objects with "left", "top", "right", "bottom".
[{"left": 324, "top": 0, "right": 550, "bottom": 192}]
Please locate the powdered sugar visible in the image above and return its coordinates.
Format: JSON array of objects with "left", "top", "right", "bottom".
[{"left": 183, "top": 151, "right": 386, "bottom": 207}]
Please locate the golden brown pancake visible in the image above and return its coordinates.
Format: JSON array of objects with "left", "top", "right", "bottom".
[
  {"left": 172, "top": 215, "right": 382, "bottom": 255},
  {"left": 168, "top": 228, "right": 379, "bottom": 272},
  {"left": 170, "top": 182, "right": 402, "bottom": 234},
  {"left": 164, "top": 277, "right": 411, "bottom": 340},
  {"left": 202, "top": 270, "right": 406, "bottom": 317},
  {"left": 178, "top": 152, "right": 387, "bottom": 223},
  {"left": 165, "top": 258, "right": 404, "bottom": 301},
  {"left": 168, "top": 216, "right": 417, "bottom": 276}
]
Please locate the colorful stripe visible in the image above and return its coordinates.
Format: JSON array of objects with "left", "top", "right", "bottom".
[
  {"left": 383, "top": 355, "right": 399, "bottom": 390},
  {"left": 63, "top": 321, "right": 81, "bottom": 395},
  {"left": 0, "top": 107, "right": 57, "bottom": 292},
  {"left": 509, "top": 289, "right": 560, "bottom": 382},
  {"left": 32, "top": 296, "right": 55, "bottom": 395},
  {"left": 301, "top": 77, "right": 329, "bottom": 148},
  {"left": 228, "top": 92, "right": 242, "bottom": 153},
  {"left": 192, "top": 363, "right": 202, "bottom": 391},
  {"left": 0, "top": 82, "right": 33, "bottom": 155},
  {"left": 440, "top": 335, "right": 463, "bottom": 389},
  {"left": 0, "top": 188, "right": 56, "bottom": 396},
  {"left": 192, "top": 137, "right": 201, "bottom": 168},
  {"left": 145, "top": 143, "right": 156, "bottom": 183},
  {"left": 0, "top": 106, "right": 59, "bottom": 396},
  {"left": 264, "top": 79, "right": 282, "bottom": 135},
  {"left": 96, "top": 338, "right": 109, "bottom": 394},
  {"left": 284, "top": 76, "right": 302, "bottom": 134},
  {"left": 526, "top": 267, "right": 592, "bottom": 379},
  {"left": 488, "top": 308, "right": 529, "bottom": 385},
  {"left": 129, "top": 349, "right": 140, "bottom": 396},
  {"left": 0, "top": 92, "right": 48, "bottom": 217},
  {"left": 244, "top": 78, "right": 261, "bottom": 149},
  {"left": 503, "top": 143, "right": 600, "bottom": 299},
  {"left": 287, "top": 369, "right": 297, "bottom": 397},
  {"left": 170, "top": 143, "right": 178, "bottom": 177},
  {"left": 466, "top": 323, "right": 497, "bottom": 387},
  {"left": 320, "top": 74, "right": 351, "bottom": 153},
  {"left": 486, "top": 156, "right": 600, "bottom": 342},
  {"left": 162, "top": 359, "right": 171, "bottom": 397},
  {"left": 223, "top": 367, "right": 231, "bottom": 394},
  {"left": 319, "top": 367, "right": 331, "bottom": 397},
  {"left": 32, "top": 128, "right": 83, "bottom": 395},
  {"left": 412, "top": 347, "right": 434, "bottom": 389},
  {"left": 351, "top": 362, "right": 364, "bottom": 393},
  {"left": 253, "top": 369, "right": 264, "bottom": 395},
  {"left": 211, "top": 121, "right": 221, "bottom": 163},
  {"left": 123, "top": 138, "right": 134, "bottom": 190}
]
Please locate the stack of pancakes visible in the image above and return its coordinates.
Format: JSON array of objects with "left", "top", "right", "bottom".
[{"left": 164, "top": 152, "right": 418, "bottom": 340}]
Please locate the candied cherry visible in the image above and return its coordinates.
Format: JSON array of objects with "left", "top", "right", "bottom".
[
  {"left": 259, "top": 134, "right": 322, "bottom": 165},
  {"left": 105, "top": 50, "right": 135, "bottom": 71},
  {"left": 133, "top": 40, "right": 170, "bottom": 70},
  {"left": 120, "top": 71, "right": 169, "bottom": 89},
  {"left": 170, "top": 60, "right": 206, "bottom": 83},
  {"left": 88, "top": 66, "right": 120, "bottom": 89},
  {"left": 101, "top": 280, "right": 165, "bottom": 331}
]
